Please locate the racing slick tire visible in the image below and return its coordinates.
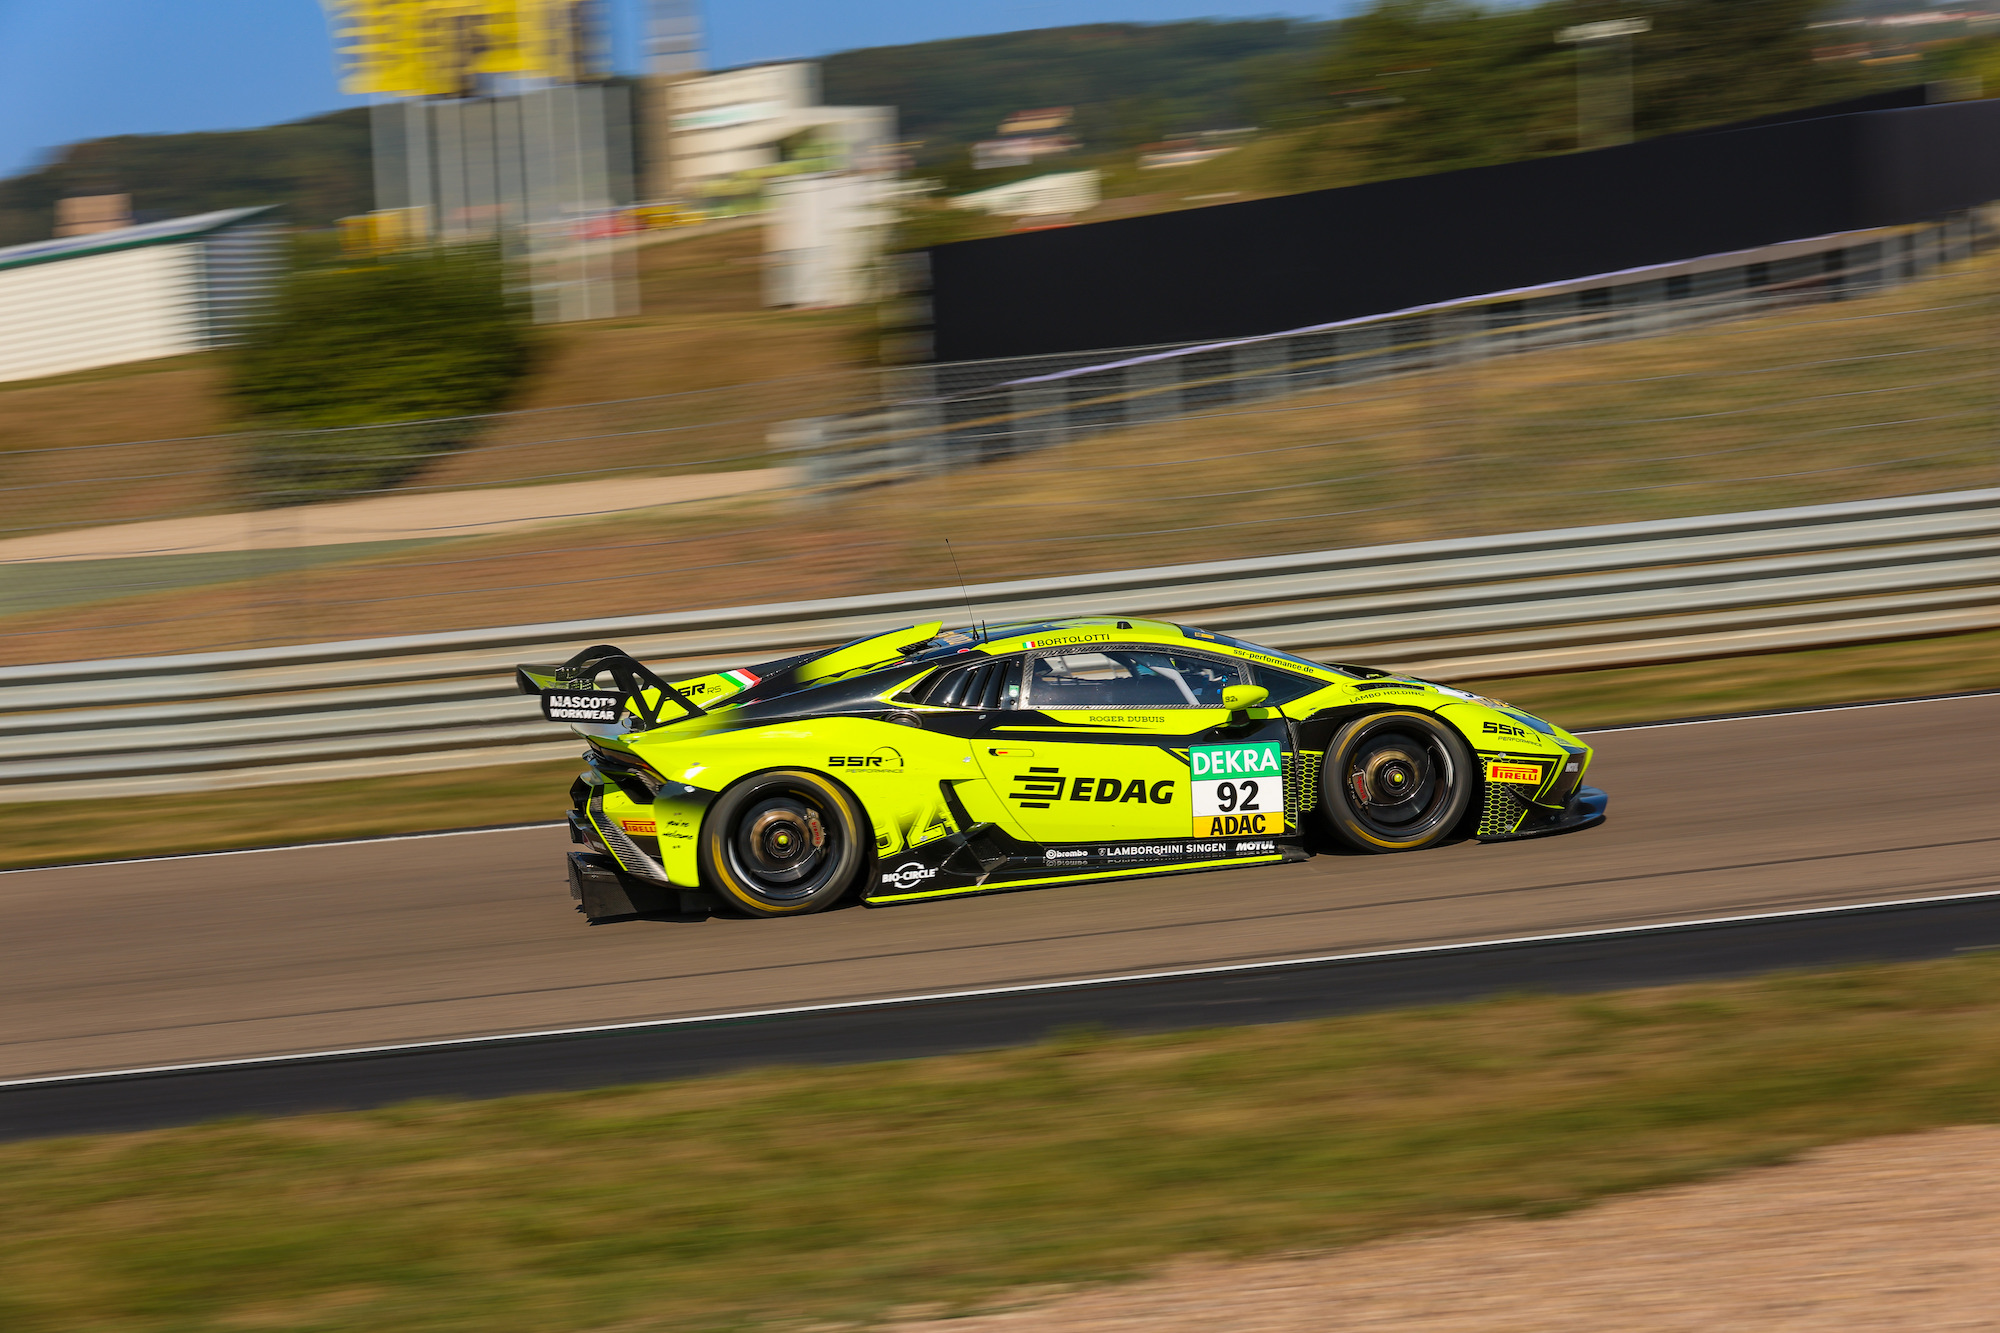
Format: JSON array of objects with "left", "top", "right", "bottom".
[
  {"left": 1319, "top": 711, "right": 1474, "bottom": 853},
  {"left": 699, "top": 769, "right": 869, "bottom": 917}
]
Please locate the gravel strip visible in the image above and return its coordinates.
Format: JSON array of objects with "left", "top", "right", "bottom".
[{"left": 888, "top": 1125, "right": 2000, "bottom": 1332}]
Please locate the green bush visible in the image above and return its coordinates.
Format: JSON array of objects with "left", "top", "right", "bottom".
[{"left": 228, "top": 242, "right": 532, "bottom": 505}]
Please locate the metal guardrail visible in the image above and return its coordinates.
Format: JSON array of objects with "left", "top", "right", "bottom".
[
  {"left": 3, "top": 487, "right": 1997, "bottom": 801},
  {"left": 782, "top": 212, "right": 1986, "bottom": 489}
]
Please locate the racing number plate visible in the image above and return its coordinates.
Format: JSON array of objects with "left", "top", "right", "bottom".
[
  {"left": 1189, "top": 740, "right": 1284, "bottom": 837},
  {"left": 540, "top": 689, "right": 628, "bottom": 724}
]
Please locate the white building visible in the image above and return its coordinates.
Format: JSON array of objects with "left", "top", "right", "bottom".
[
  {"left": 0, "top": 207, "right": 282, "bottom": 385},
  {"left": 654, "top": 62, "right": 895, "bottom": 200},
  {"left": 950, "top": 170, "right": 1102, "bottom": 220},
  {"left": 764, "top": 172, "right": 895, "bottom": 307}
]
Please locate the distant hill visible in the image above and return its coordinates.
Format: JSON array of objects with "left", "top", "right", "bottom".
[
  {"left": 0, "top": 108, "right": 373, "bottom": 247},
  {"left": 0, "top": 20, "right": 1328, "bottom": 244},
  {"left": 822, "top": 20, "right": 1327, "bottom": 175}
]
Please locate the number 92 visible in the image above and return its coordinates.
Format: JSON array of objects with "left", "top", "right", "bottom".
[{"left": 1214, "top": 779, "right": 1261, "bottom": 813}]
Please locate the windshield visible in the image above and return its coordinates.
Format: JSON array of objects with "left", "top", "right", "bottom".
[{"left": 1174, "top": 625, "right": 1346, "bottom": 677}]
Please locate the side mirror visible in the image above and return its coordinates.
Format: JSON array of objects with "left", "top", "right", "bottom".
[{"left": 1222, "top": 684, "right": 1269, "bottom": 724}]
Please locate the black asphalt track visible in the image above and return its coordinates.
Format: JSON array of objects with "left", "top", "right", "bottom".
[{"left": 6, "top": 890, "right": 1997, "bottom": 1142}]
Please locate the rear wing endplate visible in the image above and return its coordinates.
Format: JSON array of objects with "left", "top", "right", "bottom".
[{"left": 515, "top": 644, "right": 705, "bottom": 729}]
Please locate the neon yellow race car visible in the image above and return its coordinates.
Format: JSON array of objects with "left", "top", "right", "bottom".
[{"left": 516, "top": 618, "right": 1605, "bottom": 920}]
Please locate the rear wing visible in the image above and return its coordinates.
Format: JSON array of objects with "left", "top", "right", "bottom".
[{"left": 516, "top": 644, "right": 706, "bottom": 730}]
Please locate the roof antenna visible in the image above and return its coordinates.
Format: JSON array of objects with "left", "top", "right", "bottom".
[{"left": 943, "top": 539, "right": 985, "bottom": 643}]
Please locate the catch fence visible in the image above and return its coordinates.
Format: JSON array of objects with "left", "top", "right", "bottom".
[
  {"left": 3, "top": 213, "right": 1998, "bottom": 665},
  {"left": 789, "top": 212, "right": 1991, "bottom": 485}
]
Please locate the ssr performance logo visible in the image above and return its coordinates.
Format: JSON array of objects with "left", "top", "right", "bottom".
[
  {"left": 1008, "top": 767, "right": 1175, "bottom": 809},
  {"left": 879, "top": 862, "right": 937, "bottom": 890},
  {"left": 829, "top": 747, "right": 904, "bottom": 770}
]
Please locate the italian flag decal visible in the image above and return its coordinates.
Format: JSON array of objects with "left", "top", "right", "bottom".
[{"left": 722, "top": 669, "right": 759, "bottom": 689}]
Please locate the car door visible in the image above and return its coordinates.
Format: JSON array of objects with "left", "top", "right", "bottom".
[{"left": 974, "top": 646, "right": 1290, "bottom": 849}]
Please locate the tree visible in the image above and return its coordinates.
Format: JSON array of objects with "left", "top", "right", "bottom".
[
  {"left": 228, "top": 242, "right": 533, "bottom": 503},
  {"left": 1314, "top": 0, "right": 1572, "bottom": 179}
]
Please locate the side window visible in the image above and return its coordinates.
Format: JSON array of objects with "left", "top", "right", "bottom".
[
  {"left": 1249, "top": 665, "right": 1325, "bottom": 706},
  {"left": 1028, "top": 650, "right": 1246, "bottom": 709},
  {"left": 909, "top": 657, "right": 1022, "bottom": 709}
]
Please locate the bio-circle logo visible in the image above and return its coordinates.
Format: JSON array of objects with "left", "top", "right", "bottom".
[{"left": 885, "top": 862, "right": 936, "bottom": 890}]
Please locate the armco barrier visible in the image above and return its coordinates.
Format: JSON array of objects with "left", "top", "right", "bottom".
[{"left": 3, "top": 488, "right": 1997, "bottom": 801}]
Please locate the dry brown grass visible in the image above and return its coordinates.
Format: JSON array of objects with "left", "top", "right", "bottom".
[
  {"left": 5, "top": 246, "right": 1995, "bottom": 662},
  {"left": 0, "top": 227, "right": 872, "bottom": 542},
  {"left": 3, "top": 953, "right": 1999, "bottom": 1332},
  {"left": 0, "top": 353, "right": 232, "bottom": 452},
  {"left": 0, "top": 357, "right": 240, "bottom": 537}
]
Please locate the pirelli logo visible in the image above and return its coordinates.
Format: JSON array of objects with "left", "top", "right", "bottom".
[
  {"left": 620, "top": 819, "right": 658, "bottom": 835},
  {"left": 1485, "top": 761, "right": 1543, "bottom": 786}
]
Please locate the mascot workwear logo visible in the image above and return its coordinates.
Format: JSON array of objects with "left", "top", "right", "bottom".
[
  {"left": 540, "top": 689, "right": 626, "bottom": 723},
  {"left": 1009, "top": 767, "right": 1176, "bottom": 809},
  {"left": 881, "top": 862, "right": 937, "bottom": 890}
]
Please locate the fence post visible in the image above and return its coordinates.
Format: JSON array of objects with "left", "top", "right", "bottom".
[
  {"left": 1127, "top": 355, "right": 1181, "bottom": 425},
  {"left": 1009, "top": 379, "right": 1066, "bottom": 457},
  {"left": 887, "top": 365, "right": 945, "bottom": 475},
  {"left": 1339, "top": 319, "right": 1387, "bottom": 385},
  {"left": 1614, "top": 279, "right": 1662, "bottom": 339},
  {"left": 1232, "top": 336, "right": 1289, "bottom": 402}
]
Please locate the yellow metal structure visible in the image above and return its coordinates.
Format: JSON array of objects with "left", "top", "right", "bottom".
[
  {"left": 337, "top": 207, "right": 430, "bottom": 256},
  {"left": 323, "top": 0, "right": 607, "bottom": 98}
]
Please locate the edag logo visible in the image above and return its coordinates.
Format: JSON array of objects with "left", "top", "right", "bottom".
[
  {"left": 880, "top": 862, "right": 937, "bottom": 890},
  {"left": 1008, "top": 767, "right": 1175, "bottom": 807}
]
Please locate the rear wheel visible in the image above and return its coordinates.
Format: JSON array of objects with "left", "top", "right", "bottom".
[
  {"left": 1320, "top": 711, "right": 1474, "bottom": 852},
  {"left": 699, "top": 769, "right": 867, "bottom": 917}
]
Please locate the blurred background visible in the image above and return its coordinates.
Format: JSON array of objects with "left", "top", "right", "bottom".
[{"left": 3, "top": 0, "right": 1999, "bottom": 802}]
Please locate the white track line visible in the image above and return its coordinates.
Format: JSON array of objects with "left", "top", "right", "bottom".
[
  {"left": 8, "top": 884, "right": 1999, "bottom": 1092},
  {"left": 8, "top": 689, "right": 1997, "bottom": 876}
]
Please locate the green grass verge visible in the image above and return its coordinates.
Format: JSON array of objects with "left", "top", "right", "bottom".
[
  {"left": 4, "top": 953, "right": 2000, "bottom": 1332},
  {"left": 7, "top": 630, "right": 1997, "bottom": 873}
]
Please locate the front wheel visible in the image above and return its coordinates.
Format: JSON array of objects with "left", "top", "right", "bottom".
[
  {"left": 699, "top": 770, "right": 868, "bottom": 916},
  {"left": 1320, "top": 711, "right": 1474, "bottom": 853}
]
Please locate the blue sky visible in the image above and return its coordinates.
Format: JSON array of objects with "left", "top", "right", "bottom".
[{"left": 0, "top": 1, "right": 1355, "bottom": 178}]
